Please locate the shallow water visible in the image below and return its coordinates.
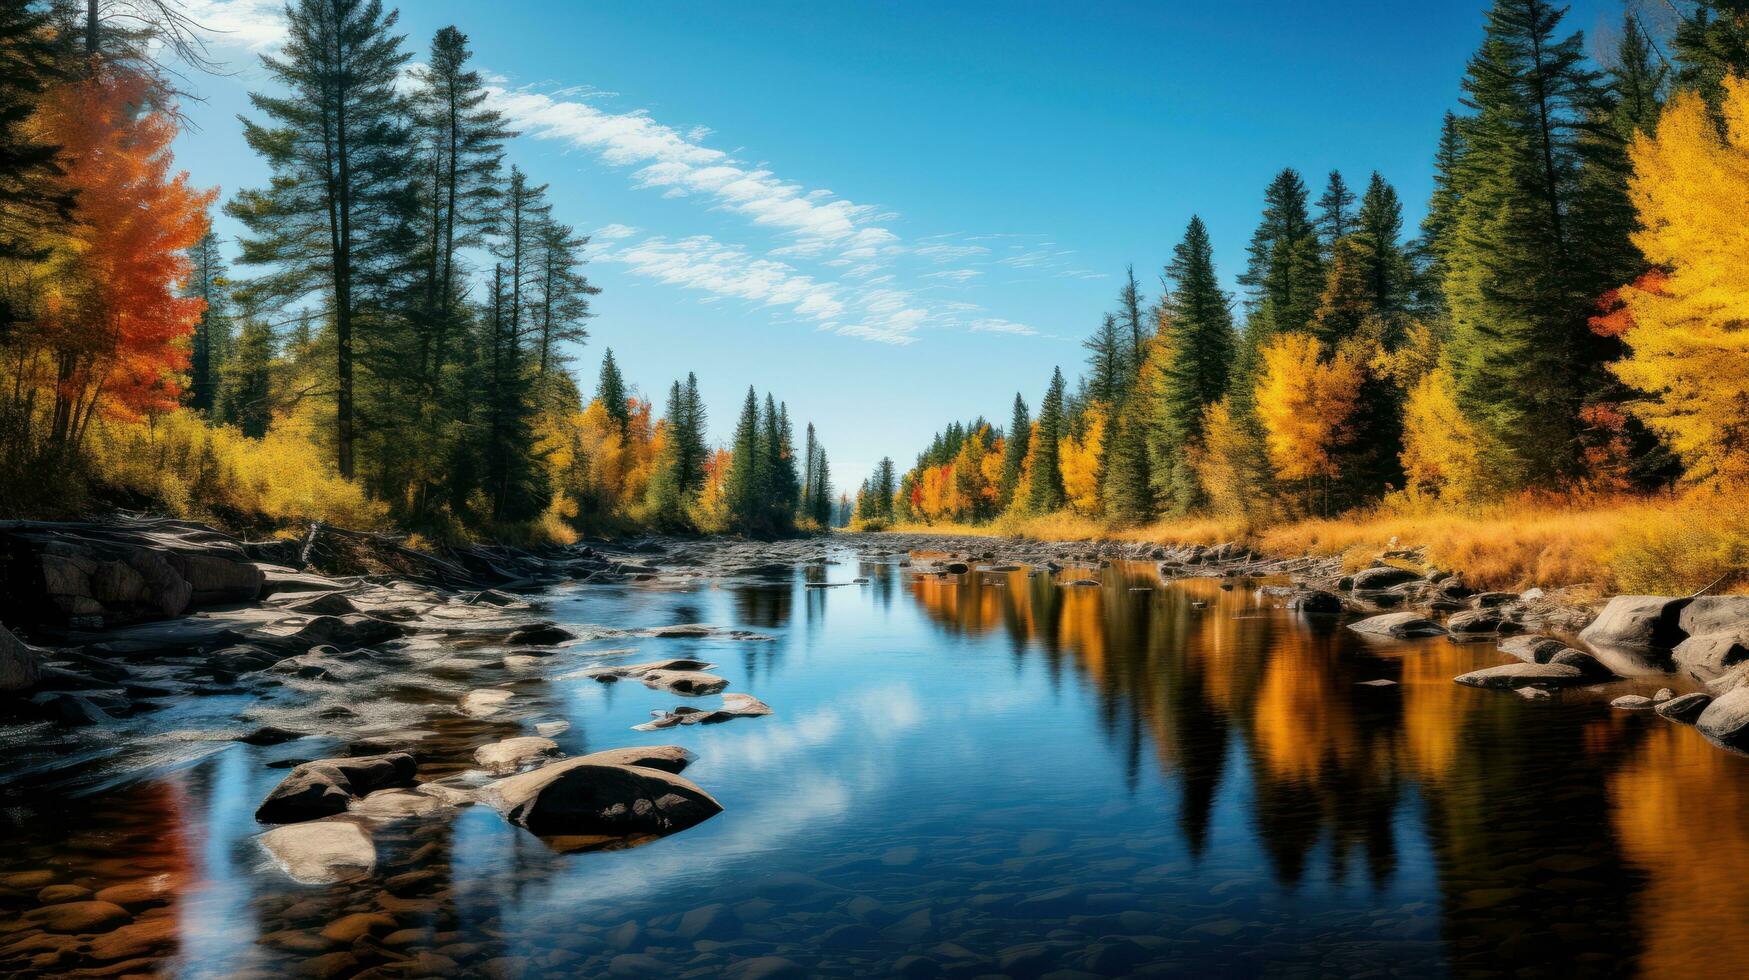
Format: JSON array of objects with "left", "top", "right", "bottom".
[{"left": 4, "top": 547, "right": 1749, "bottom": 977}]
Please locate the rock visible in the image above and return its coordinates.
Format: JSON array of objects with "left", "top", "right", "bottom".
[
  {"left": 1653, "top": 687, "right": 1675, "bottom": 702},
  {"left": 37, "top": 884, "right": 91, "bottom": 902},
  {"left": 92, "top": 876, "right": 172, "bottom": 910},
  {"left": 287, "top": 615, "right": 409, "bottom": 651},
  {"left": 255, "top": 753, "right": 418, "bottom": 824},
  {"left": 1579, "top": 595, "right": 1689, "bottom": 653},
  {"left": 1287, "top": 590, "right": 1343, "bottom": 614},
  {"left": 1348, "top": 612, "right": 1446, "bottom": 638},
  {"left": 267, "top": 647, "right": 361, "bottom": 681},
  {"left": 474, "top": 736, "right": 560, "bottom": 774},
  {"left": 237, "top": 725, "right": 307, "bottom": 746},
  {"left": 726, "top": 956, "right": 807, "bottom": 980},
  {"left": 25, "top": 900, "right": 130, "bottom": 933},
  {"left": 348, "top": 786, "right": 458, "bottom": 822},
  {"left": 1672, "top": 629, "right": 1749, "bottom": 677},
  {"left": 1657, "top": 692, "right": 1713, "bottom": 723},
  {"left": 1697, "top": 686, "right": 1749, "bottom": 749},
  {"left": 1471, "top": 591, "right": 1520, "bottom": 608},
  {"left": 1611, "top": 695, "right": 1654, "bottom": 710},
  {"left": 634, "top": 693, "right": 772, "bottom": 731},
  {"left": 1678, "top": 596, "right": 1749, "bottom": 636},
  {"left": 1453, "top": 662, "right": 1586, "bottom": 689},
  {"left": 320, "top": 912, "right": 397, "bottom": 944},
  {"left": 258, "top": 819, "right": 376, "bottom": 884},
  {"left": 1351, "top": 566, "right": 1421, "bottom": 590},
  {"left": 1498, "top": 634, "right": 1567, "bottom": 664},
  {"left": 584, "top": 659, "right": 728, "bottom": 696},
  {"left": 535, "top": 720, "right": 570, "bottom": 737},
  {"left": 1550, "top": 648, "right": 1615, "bottom": 679},
  {"left": 0, "top": 624, "right": 46, "bottom": 690},
  {"left": 568, "top": 745, "right": 694, "bottom": 774},
  {"left": 461, "top": 689, "right": 514, "bottom": 718},
  {"left": 507, "top": 621, "right": 576, "bottom": 646},
  {"left": 86, "top": 916, "right": 177, "bottom": 961},
  {"left": 1447, "top": 609, "right": 1523, "bottom": 636},
  {"left": 286, "top": 593, "right": 359, "bottom": 616},
  {"left": 481, "top": 759, "right": 722, "bottom": 837},
  {"left": 1356, "top": 678, "right": 1399, "bottom": 687}
]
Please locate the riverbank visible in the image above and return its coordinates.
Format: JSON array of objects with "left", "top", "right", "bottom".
[{"left": 888, "top": 489, "right": 1749, "bottom": 597}]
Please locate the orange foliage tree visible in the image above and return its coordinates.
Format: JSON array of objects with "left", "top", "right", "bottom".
[{"left": 27, "top": 68, "right": 214, "bottom": 445}]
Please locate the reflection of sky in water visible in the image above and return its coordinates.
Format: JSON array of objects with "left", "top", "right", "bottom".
[{"left": 9, "top": 552, "right": 1749, "bottom": 975}]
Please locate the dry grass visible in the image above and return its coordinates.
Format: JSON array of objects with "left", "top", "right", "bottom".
[{"left": 884, "top": 489, "right": 1749, "bottom": 594}]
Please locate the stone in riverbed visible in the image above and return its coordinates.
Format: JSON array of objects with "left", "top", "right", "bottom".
[
  {"left": 1348, "top": 612, "right": 1446, "bottom": 639},
  {"left": 287, "top": 614, "right": 409, "bottom": 652},
  {"left": 255, "top": 753, "right": 418, "bottom": 824},
  {"left": 0, "top": 625, "right": 46, "bottom": 691},
  {"left": 506, "top": 622, "right": 576, "bottom": 646},
  {"left": 480, "top": 759, "right": 722, "bottom": 837},
  {"left": 1578, "top": 595, "right": 1689, "bottom": 653},
  {"left": 1287, "top": 590, "right": 1343, "bottom": 614},
  {"left": 460, "top": 689, "right": 514, "bottom": 718},
  {"left": 1499, "top": 634, "right": 1567, "bottom": 664},
  {"left": 634, "top": 693, "right": 772, "bottom": 731},
  {"left": 1351, "top": 566, "right": 1421, "bottom": 590},
  {"left": 258, "top": 819, "right": 376, "bottom": 884},
  {"left": 584, "top": 659, "right": 728, "bottom": 695},
  {"left": 569, "top": 745, "right": 693, "bottom": 774},
  {"left": 1697, "top": 687, "right": 1749, "bottom": 749},
  {"left": 1678, "top": 596, "right": 1749, "bottom": 636},
  {"left": 1472, "top": 591, "right": 1520, "bottom": 608},
  {"left": 1672, "top": 629, "right": 1749, "bottom": 677},
  {"left": 1454, "top": 662, "right": 1586, "bottom": 689},
  {"left": 24, "top": 900, "right": 130, "bottom": 933},
  {"left": 1657, "top": 692, "right": 1713, "bottom": 724},
  {"left": 1550, "top": 648, "right": 1615, "bottom": 679},
  {"left": 1447, "top": 609, "right": 1523, "bottom": 636},
  {"left": 474, "top": 736, "right": 560, "bottom": 774},
  {"left": 1611, "top": 695, "right": 1655, "bottom": 710}
]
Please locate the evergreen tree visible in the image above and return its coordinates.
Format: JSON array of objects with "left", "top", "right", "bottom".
[
  {"left": 184, "top": 229, "right": 230, "bottom": 413},
  {"left": 1415, "top": 112, "right": 1466, "bottom": 313},
  {"left": 678, "top": 371, "right": 707, "bottom": 493},
  {"left": 996, "top": 393, "right": 1030, "bottom": 511},
  {"left": 644, "top": 379, "right": 692, "bottom": 529},
  {"left": 595, "top": 347, "right": 629, "bottom": 433},
  {"left": 0, "top": 0, "right": 73, "bottom": 267},
  {"left": 219, "top": 319, "right": 275, "bottom": 438},
  {"left": 1117, "top": 264, "right": 1147, "bottom": 379},
  {"left": 1082, "top": 312, "right": 1127, "bottom": 406},
  {"left": 480, "top": 262, "right": 545, "bottom": 521},
  {"left": 1027, "top": 368, "right": 1068, "bottom": 512},
  {"left": 1240, "top": 168, "right": 1323, "bottom": 337},
  {"left": 1314, "top": 169, "right": 1356, "bottom": 252},
  {"left": 724, "top": 386, "right": 764, "bottom": 533},
  {"left": 767, "top": 398, "right": 800, "bottom": 528},
  {"left": 530, "top": 215, "right": 597, "bottom": 379},
  {"left": 1673, "top": 0, "right": 1749, "bottom": 117},
  {"left": 1441, "top": 0, "right": 1623, "bottom": 487},
  {"left": 1609, "top": 12, "right": 1666, "bottom": 142},
  {"left": 229, "top": 0, "right": 416, "bottom": 479},
  {"left": 1150, "top": 216, "right": 1236, "bottom": 512},
  {"left": 1101, "top": 404, "right": 1154, "bottom": 525},
  {"left": 873, "top": 457, "right": 898, "bottom": 519},
  {"left": 1353, "top": 172, "right": 1409, "bottom": 314},
  {"left": 409, "top": 25, "right": 510, "bottom": 405}
]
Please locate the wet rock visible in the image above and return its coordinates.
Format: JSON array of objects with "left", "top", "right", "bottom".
[
  {"left": 1697, "top": 686, "right": 1749, "bottom": 749},
  {"left": 569, "top": 745, "right": 694, "bottom": 774},
  {"left": 727, "top": 955, "right": 807, "bottom": 980},
  {"left": 286, "top": 593, "right": 360, "bottom": 616},
  {"left": 1453, "top": 662, "right": 1586, "bottom": 689},
  {"left": 258, "top": 818, "right": 376, "bottom": 884},
  {"left": 1499, "top": 634, "right": 1567, "bottom": 664},
  {"left": 255, "top": 753, "right": 418, "bottom": 824},
  {"left": 506, "top": 621, "right": 576, "bottom": 646},
  {"left": 535, "top": 720, "right": 570, "bottom": 737},
  {"left": 1447, "top": 609, "right": 1523, "bottom": 636},
  {"left": 36, "top": 884, "right": 91, "bottom": 903},
  {"left": 1351, "top": 566, "right": 1421, "bottom": 590},
  {"left": 1550, "top": 648, "right": 1615, "bottom": 679},
  {"left": 1348, "top": 612, "right": 1446, "bottom": 639},
  {"left": 1287, "top": 590, "right": 1343, "bottom": 614},
  {"left": 474, "top": 736, "right": 560, "bottom": 774},
  {"left": 1579, "top": 595, "right": 1689, "bottom": 653},
  {"left": 24, "top": 900, "right": 130, "bottom": 933},
  {"left": 85, "top": 916, "right": 177, "bottom": 961},
  {"left": 267, "top": 647, "right": 362, "bottom": 681},
  {"left": 461, "top": 689, "right": 514, "bottom": 718},
  {"left": 32, "top": 692, "right": 111, "bottom": 726},
  {"left": 1678, "top": 596, "right": 1749, "bottom": 636},
  {"left": 481, "top": 758, "right": 722, "bottom": 837},
  {"left": 349, "top": 785, "right": 463, "bottom": 821},
  {"left": 585, "top": 659, "right": 728, "bottom": 696},
  {"left": 92, "top": 876, "right": 172, "bottom": 910},
  {"left": 1472, "top": 591, "right": 1520, "bottom": 608},
  {"left": 1653, "top": 687, "right": 1675, "bottom": 702},
  {"left": 0, "top": 624, "right": 46, "bottom": 691},
  {"left": 1611, "top": 695, "right": 1654, "bottom": 710},
  {"left": 1655, "top": 692, "right": 1712, "bottom": 723},
  {"left": 287, "top": 614, "right": 410, "bottom": 651},
  {"left": 237, "top": 725, "right": 307, "bottom": 746},
  {"left": 634, "top": 693, "right": 772, "bottom": 731},
  {"left": 1673, "top": 630, "right": 1749, "bottom": 677},
  {"left": 320, "top": 912, "right": 397, "bottom": 944}
]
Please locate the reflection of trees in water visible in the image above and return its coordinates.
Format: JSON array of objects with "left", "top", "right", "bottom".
[
  {"left": 899, "top": 562, "right": 1699, "bottom": 972},
  {"left": 732, "top": 584, "right": 792, "bottom": 631}
]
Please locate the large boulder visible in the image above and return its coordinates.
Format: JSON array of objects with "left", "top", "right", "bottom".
[
  {"left": 1348, "top": 612, "right": 1446, "bottom": 639},
  {"left": 287, "top": 614, "right": 410, "bottom": 651},
  {"left": 1499, "top": 634, "right": 1567, "bottom": 664},
  {"left": 255, "top": 753, "right": 418, "bottom": 824},
  {"left": 1453, "top": 662, "right": 1586, "bottom": 689},
  {"left": 1656, "top": 692, "right": 1713, "bottom": 724},
  {"left": 481, "top": 758, "right": 722, "bottom": 837},
  {"left": 258, "top": 819, "right": 376, "bottom": 884},
  {"left": 569, "top": 745, "right": 694, "bottom": 774},
  {"left": 0, "top": 624, "right": 44, "bottom": 691},
  {"left": 1678, "top": 596, "right": 1749, "bottom": 637},
  {"left": 1672, "top": 630, "right": 1749, "bottom": 677},
  {"left": 1287, "top": 590, "right": 1343, "bottom": 614},
  {"left": 474, "top": 736, "right": 560, "bottom": 775},
  {"left": 1697, "top": 687, "right": 1749, "bottom": 750},
  {"left": 1351, "top": 566, "right": 1422, "bottom": 591},
  {"left": 1579, "top": 595, "right": 1690, "bottom": 654},
  {"left": 1447, "top": 609, "right": 1524, "bottom": 637}
]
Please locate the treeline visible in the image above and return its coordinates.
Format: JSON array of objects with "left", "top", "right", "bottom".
[
  {"left": 889, "top": 1, "right": 1748, "bottom": 527},
  {"left": 0, "top": 0, "right": 832, "bottom": 538}
]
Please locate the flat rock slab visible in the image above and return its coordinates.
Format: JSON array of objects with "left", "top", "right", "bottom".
[
  {"left": 259, "top": 818, "right": 376, "bottom": 884},
  {"left": 1349, "top": 613, "right": 1446, "bottom": 639},
  {"left": 1454, "top": 662, "right": 1586, "bottom": 689},
  {"left": 460, "top": 689, "right": 514, "bottom": 718},
  {"left": 1657, "top": 692, "right": 1713, "bottom": 724},
  {"left": 1351, "top": 566, "right": 1422, "bottom": 590},
  {"left": 634, "top": 693, "right": 773, "bottom": 731},
  {"left": 585, "top": 659, "right": 728, "bottom": 696},
  {"left": 475, "top": 736, "right": 560, "bottom": 774}
]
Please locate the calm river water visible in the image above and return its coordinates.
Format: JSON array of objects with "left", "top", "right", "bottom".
[{"left": 4, "top": 545, "right": 1749, "bottom": 977}]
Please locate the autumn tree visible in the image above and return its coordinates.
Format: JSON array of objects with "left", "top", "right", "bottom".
[{"left": 1254, "top": 333, "right": 1365, "bottom": 514}]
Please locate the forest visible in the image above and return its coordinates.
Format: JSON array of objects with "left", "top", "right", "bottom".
[
  {"left": 0, "top": 0, "right": 834, "bottom": 542},
  {"left": 880, "top": 1, "right": 1749, "bottom": 593}
]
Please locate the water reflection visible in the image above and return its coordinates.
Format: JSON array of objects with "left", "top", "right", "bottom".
[{"left": 4, "top": 550, "right": 1749, "bottom": 977}]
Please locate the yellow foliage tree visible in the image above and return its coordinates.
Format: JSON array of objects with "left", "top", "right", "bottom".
[
  {"left": 1612, "top": 77, "right": 1749, "bottom": 486},
  {"left": 1189, "top": 398, "right": 1249, "bottom": 519},
  {"left": 1058, "top": 403, "right": 1107, "bottom": 515},
  {"left": 1253, "top": 333, "right": 1364, "bottom": 486},
  {"left": 1399, "top": 367, "right": 1490, "bottom": 503}
]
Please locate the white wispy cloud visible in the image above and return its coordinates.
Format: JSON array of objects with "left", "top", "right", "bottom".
[
  {"left": 969, "top": 318, "right": 1039, "bottom": 336},
  {"left": 598, "top": 235, "right": 845, "bottom": 322}
]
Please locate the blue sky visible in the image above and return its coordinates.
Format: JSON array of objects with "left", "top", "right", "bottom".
[{"left": 174, "top": 0, "right": 1623, "bottom": 492}]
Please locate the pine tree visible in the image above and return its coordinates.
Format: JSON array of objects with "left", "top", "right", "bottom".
[
  {"left": 678, "top": 371, "right": 707, "bottom": 493},
  {"left": 229, "top": 0, "right": 416, "bottom": 479},
  {"left": 530, "top": 215, "right": 597, "bottom": 379},
  {"left": 185, "top": 229, "right": 230, "bottom": 413},
  {"left": 1240, "top": 168, "right": 1323, "bottom": 337},
  {"left": 409, "top": 25, "right": 510, "bottom": 405},
  {"left": 645, "top": 379, "right": 692, "bottom": 529},
  {"left": 1672, "top": 0, "right": 1749, "bottom": 118},
  {"left": 1082, "top": 312, "right": 1127, "bottom": 407},
  {"left": 1353, "top": 173, "right": 1409, "bottom": 314},
  {"left": 1441, "top": 0, "right": 1622, "bottom": 488},
  {"left": 1153, "top": 215, "right": 1236, "bottom": 513},
  {"left": 767, "top": 398, "right": 800, "bottom": 529},
  {"left": 1314, "top": 169, "right": 1356, "bottom": 253},
  {"left": 480, "top": 262, "right": 545, "bottom": 522},
  {"left": 596, "top": 347, "right": 629, "bottom": 433},
  {"left": 996, "top": 393, "right": 1030, "bottom": 511},
  {"left": 1415, "top": 113, "right": 1466, "bottom": 313},
  {"left": 0, "top": 0, "right": 73, "bottom": 267},
  {"left": 1609, "top": 13, "right": 1666, "bottom": 142},
  {"left": 219, "top": 319, "right": 275, "bottom": 438},
  {"left": 1118, "top": 265, "right": 1147, "bottom": 379},
  {"left": 724, "top": 386, "right": 763, "bottom": 533},
  {"left": 873, "top": 457, "right": 898, "bottom": 519},
  {"left": 1027, "top": 368, "right": 1068, "bottom": 512}
]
